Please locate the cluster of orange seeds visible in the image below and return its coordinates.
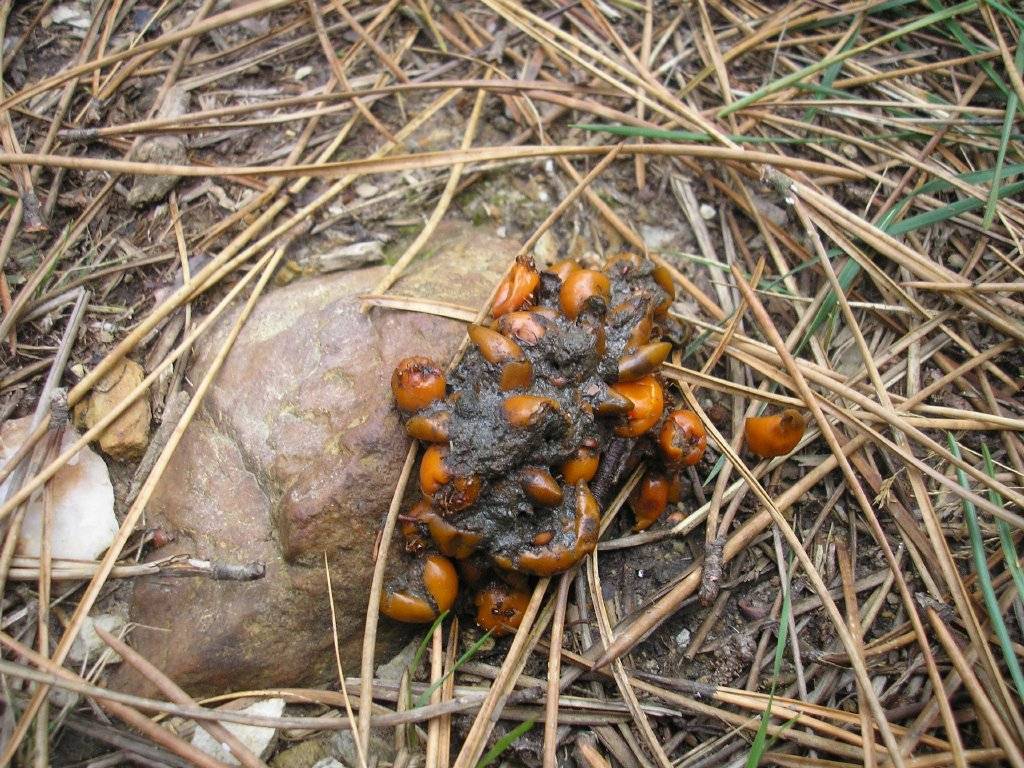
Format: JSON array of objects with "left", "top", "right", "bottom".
[{"left": 380, "top": 252, "right": 805, "bottom": 634}]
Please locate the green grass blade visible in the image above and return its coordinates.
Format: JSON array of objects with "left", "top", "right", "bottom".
[
  {"left": 789, "top": 0, "right": 919, "bottom": 33},
  {"left": 476, "top": 720, "right": 535, "bottom": 768},
  {"left": 719, "top": 1, "right": 977, "bottom": 117},
  {"left": 981, "top": 444, "right": 1024, "bottom": 602},
  {"left": 572, "top": 123, "right": 905, "bottom": 146},
  {"left": 746, "top": 556, "right": 792, "bottom": 767},
  {"left": 764, "top": 716, "right": 799, "bottom": 750},
  {"left": 415, "top": 628, "right": 495, "bottom": 707},
  {"left": 982, "top": 35, "right": 1024, "bottom": 228},
  {"left": 798, "top": 165, "right": 1024, "bottom": 348},
  {"left": 409, "top": 610, "right": 449, "bottom": 680},
  {"left": 802, "top": 16, "right": 863, "bottom": 122},
  {"left": 948, "top": 434, "right": 1024, "bottom": 705},
  {"left": 796, "top": 252, "right": 859, "bottom": 354},
  {"left": 977, "top": 0, "right": 1024, "bottom": 30},
  {"left": 574, "top": 123, "right": 713, "bottom": 142},
  {"left": 887, "top": 163, "right": 1024, "bottom": 219},
  {"left": 887, "top": 180, "right": 1024, "bottom": 237},
  {"left": 925, "top": 0, "right": 1015, "bottom": 102}
]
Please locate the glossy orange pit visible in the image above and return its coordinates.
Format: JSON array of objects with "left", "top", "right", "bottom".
[
  {"left": 497, "top": 311, "right": 548, "bottom": 345},
  {"left": 546, "top": 259, "right": 580, "bottom": 282},
  {"left": 651, "top": 264, "right": 676, "bottom": 314},
  {"left": 610, "top": 375, "right": 664, "bottom": 437},
  {"left": 392, "top": 357, "right": 446, "bottom": 413},
  {"left": 474, "top": 582, "right": 530, "bottom": 636},
  {"left": 503, "top": 394, "right": 560, "bottom": 428},
  {"left": 658, "top": 409, "right": 707, "bottom": 466},
  {"left": 631, "top": 471, "right": 670, "bottom": 531},
  {"left": 421, "top": 554, "right": 459, "bottom": 614},
  {"left": 559, "top": 269, "right": 611, "bottom": 320},
  {"left": 420, "top": 445, "right": 480, "bottom": 511},
  {"left": 492, "top": 259, "right": 540, "bottom": 317},
  {"left": 405, "top": 412, "right": 450, "bottom": 443},
  {"left": 559, "top": 446, "right": 600, "bottom": 485},
  {"left": 419, "top": 445, "right": 453, "bottom": 497},
  {"left": 380, "top": 554, "right": 458, "bottom": 624},
  {"left": 745, "top": 408, "right": 806, "bottom": 458},
  {"left": 520, "top": 466, "right": 564, "bottom": 507}
]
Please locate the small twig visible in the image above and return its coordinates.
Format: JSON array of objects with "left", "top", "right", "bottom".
[
  {"left": 437, "top": 616, "right": 459, "bottom": 768},
  {"left": 6, "top": 554, "right": 265, "bottom": 582},
  {"left": 543, "top": 572, "right": 573, "bottom": 768},
  {"left": 837, "top": 539, "right": 878, "bottom": 768},
  {"left": 424, "top": 621, "right": 443, "bottom": 768},
  {"left": 683, "top": 588, "right": 730, "bottom": 660},
  {"left": 33, "top": 391, "right": 67, "bottom": 768}
]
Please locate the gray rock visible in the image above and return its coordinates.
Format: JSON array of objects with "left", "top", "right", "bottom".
[
  {"left": 114, "top": 221, "right": 515, "bottom": 696},
  {"left": 127, "top": 135, "right": 187, "bottom": 207},
  {"left": 375, "top": 638, "right": 420, "bottom": 686},
  {"left": 331, "top": 731, "right": 393, "bottom": 768},
  {"left": 68, "top": 613, "right": 126, "bottom": 666},
  {"left": 127, "top": 87, "right": 189, "bottom": 207},
  {"left": 270, "top": 739, "right": 331, "bottom": 768},
  {"left": 191, "top": 698, "right": 284, "bottom": 764}
]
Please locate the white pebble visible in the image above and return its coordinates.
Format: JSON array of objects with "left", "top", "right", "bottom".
[
  {"left": 1, "top": 416, "right": 117, "bottom": 561},
  {"left": 191, "top": 698, "right": 285, "bottom": 765}
]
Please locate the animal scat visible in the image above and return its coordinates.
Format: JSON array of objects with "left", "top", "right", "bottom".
[{"left": 380, "top": 253, "right": 699, "bottom": 627}]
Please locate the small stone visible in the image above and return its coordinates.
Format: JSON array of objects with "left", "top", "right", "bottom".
[
  {"left": 638, "top": 224, "right": 676, "bottom": 250},
  {"left": 375, "top": 639, "right": 419, "bottom": 685},
  {"left": 1, "top": 416, "right": 117, "bottom": 561},
  {"left": 355, "top": 183, "right": 379, "bottom": 198},
  {"left": 49, "top": 5, "right": 91, "bottom": 29},
  {"left": 699, "top": 203, "right": 716, "bottom": 221},
  {"left": 738, "top": 596, "right": 769, "bottom": 621},
  {"left": 841, "top": 143, "right": 859, "bottom": 160},
  {"left": 748, "top": 193, "right": 788, "bottom": 227},
  {"left": 127, "top": 136, "right": 187, "bottom": 207},
  {"left": 332, "top": 732, "right": 393, "bottom": 768},
  {"left": 307, "top": 242, "right": 384, "bottom": 273},
  {"left": 271, "top": 739, "right": 331, "bottom": 768},
  {"left": 294, "top": 66, "right": 313, "bottom": 81},
  {"left": 674, "top": 628, "right": 691, "bottom": 649},
  {"left": 127, "top": 88, "right": 189, "bottom": 207},
  {"left": 533, "top": 229, "right": 558, "bottom": 266},
  {"left": 191, "top": 698, "right": 285, "bottom": 765},
  {"left": 310, "top": 760, "right": 344, "bottom": 768},
  {"left": 75, "top": 359, "right": 151, "bottom": 461},
  {"left": 68, "top": 614, "right": 126, "bottom": 665}
]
